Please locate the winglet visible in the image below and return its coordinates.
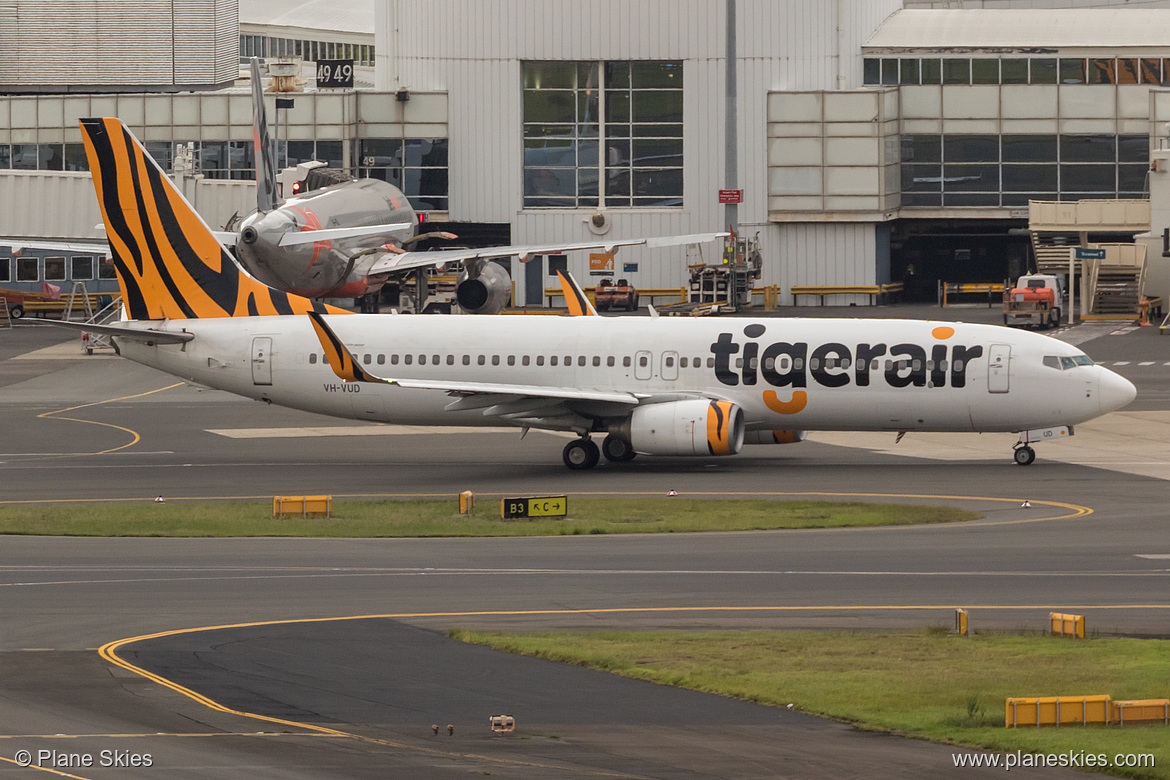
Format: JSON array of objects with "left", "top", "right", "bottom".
[
  {"left": 557, "top": 270, "right": 598, "bottom": 317},
  {"left": 307, "top": 312, "right": 382, "bottom": 383},
  {"left": 250, "top": 57, "right": 279, "bottom": 213}
]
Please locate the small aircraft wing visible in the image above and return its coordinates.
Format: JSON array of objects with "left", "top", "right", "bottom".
[
  {"left": 277, "top": 222, "right": 416, "bottom": 247},
  {"left": 3, "top": 239, "right": 112, "bottom": 257},
  {"left": 366, "top": 232, "right": 729, "bottom": 276},
  {"left": 557, "top": 270, "right": 597, "bottom": 316},
  {"left": 38, "top": 319, "right": 194, "bottom": 345},
  {"left": 307, "top": 312, "right": 639, "bottom": 407}
]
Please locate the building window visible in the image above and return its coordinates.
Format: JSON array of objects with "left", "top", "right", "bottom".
[
  {"left": 17, "top": 258, "right": 38, "bottom": 282},
  {"left": 44, "top": 257, "right": 65, "bottom": 281},
  {"left": 522, "top": 59, "right": 683, "bottom": 208},
  {"left": 0, "top": 258, "right": 9, "bottom": 283},
  {"left": 359, "top": 138, "right": 449, "bottom": 210},
  {"left": 99, "top": 258, "right": 117, "bottom": 279}
]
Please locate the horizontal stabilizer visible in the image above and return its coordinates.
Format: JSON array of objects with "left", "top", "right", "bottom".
[
  {"left": 278, "top": 222, "right": 415, "bottom": 247},
  {"left": 38, "top": 319, "right": 194, "bottom": 344}
]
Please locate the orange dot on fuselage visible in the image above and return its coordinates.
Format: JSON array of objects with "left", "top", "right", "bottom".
[{"left": 932, "top": 326, "right": 955, "bottom": 340}]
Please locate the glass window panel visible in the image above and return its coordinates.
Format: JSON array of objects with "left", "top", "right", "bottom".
[
  {"left": 899, "top": 59, "right": 919, "bottom": 85},
  {"left": 523, "top": 90, "right": 576, "bottom": 123},
  {"left": 71, "top": 256, "right": 93, "bottom": 280},
  {"left": 605, "top": 139, "right": 630, "bottom": 165},
  {"left": 944, "top": 193, "right": 1000, "bottom": 207},
  {"left": 1060, "top": 135, "right": 1115, "bottom": 162},
  {"left": 524, "top": 123, "right": 575, "bottom": 139},
  {"left": 902, "top": 192, "right": 943, "bottom": 207},
  {"left": 1060, "top": 164, "right": 1115, "bottom": 192},
  {"left": 1059, "top": 58, "right": 1086, "bottom": 84},
  {"left": 523, "top": 61, "right": 577, "bottom": 89},
  {"left": 1001, "top": 59, "right": 1028, "bottom": 84},
  {"left": 17, "top": 258, "right": 38, "bottom": 281},
  {"left": 920, "top": 58, "right": 941, "bottom": 85},
  {"left": 943, "top": 59, "right": 970, "bottom": 84},
  {"left": 1118, "top": 135, "right": 1148, "bottom": 163},
  {"left": 902, "top": 164, "right": 941, "bottom": 192},
  {"left": 524, "top": 167, "right": 576, "bottom": 198},
  {"left": 577, "top": 90, "right": 600, "bottom": 124},
  {"left": 881, "top": 59, "right": 899, "bottom": 85},
  {"left": 99, "top": 258, "right": 116, "bottom": 279},
  {"left": 863, "top": 58, "right": 880, "bottom": 85},
  {"left": 630, "top": 61, "right": 682, "bottom": 89},
  {"left": 577, "top": 61, "right": 599, "bottom": 90},
  {"left": 630, "top": 92, "right": 683, "bottom": 123},
  {"left": 286, "top": 140, "right": 315, "bottom": 166},
  {"left": 631, "top": 138, "right": 682, "bottom": 166},
  {"left": 0, "top": 259, "right": 9, "bottom": 282},
  {"left": 524, "top": 137, "right": 577, "bottom": 168},
  {"left": 360, "top": 138, "right": 403, "bottom": 165},
  {"left": 971, "top": 59, "right": 999, "bottom": 84},
  {"left": 11, "top": 144, "right": 37, "bottom": 169},
  {"left": 1003, "top": 192, "right": 1056, "bottom": 206},
  {"left": 38, "top": 144, "right": 63, "bottom": 171},
  {"left": 1030, "top": 58, "right": 1057, "bottom": 84},
  {"left": 1002, "top": 134, "right": 1057, "bottom": 162},
  {"left": 60, "top": 143, "right": 87, "bottom": 172},
  {"left": 44, "top": 257, "right": 65, "bottom": 281},
  {"left": 1140, "top": 58, "right": 1161, "bottom": 84},
  {"left": 1002, "top": 164, "right": 1057, "bottom": 191},
  {"left": 0, "top": 145, "right": 8, "bottom": 168},
  {"left": 1118, "top": 164, "right": 1149, "bottom": 194},
  {"left": 943, "top": 164, "right": 999, "bottom": 191},
  {"left": 577, "top": 139, "right": 599, "bottom": 168},
  {"left": 144, "top": 142, "right": 172, "bottom": 171},
  {"left": 606, "top": 168, "right": 631, "bottom": 197},
  {"left": 1089, "top": 58, "right": 1116, "bottom": 84},
  {"left": 228, "top": 140, "right": 254, "bottom": 171},
  {"left": 901, "top": 134, "right": 941, "bottom": 163},
  {"left": 315, "top": 140, "right": 343, "bottom": 168},
  {"left": 631, "top": 123, "right": 683, "bottom": 138},
  {"left": 945, "top": 135, "right": 998, "bottom": 163},
  {"left": 1117, "top": 59, "right": 1140, "bottom": 85},
  {"left": 632, "top": 168, "right": 683, "bottom": 200},
  {"left": 605, "top": 90, "right": 630, "bottom": 123},
  {"left": 201, "top": 141, "right": 228, "bottom": 170},
  {"left": 605, "top": 61, "right": 630, "bottom": 89}
]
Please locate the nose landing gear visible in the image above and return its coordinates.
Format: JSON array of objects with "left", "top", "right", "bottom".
[{"left": 563, "top": 437, "right": 600, "bottom": 470}]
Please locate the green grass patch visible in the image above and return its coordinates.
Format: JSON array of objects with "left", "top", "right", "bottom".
[
  {"left": 450, "top": 629, "right": 1167, "bottom": 778},
  {"left": 0, "top": 498, "right": 977, "bottom": 537}
]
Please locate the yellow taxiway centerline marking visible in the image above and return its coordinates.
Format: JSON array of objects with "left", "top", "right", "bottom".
[
  {"left": 33, "top": 383, "right": 183, "bottom": 456},
  {"left": 0, "top": 755, "right": 94, "bottom": 779}
]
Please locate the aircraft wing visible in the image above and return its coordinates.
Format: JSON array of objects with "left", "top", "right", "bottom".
[
  {"left": 277, "top": 222, "right": 416, "bottom": 247},
  {"left": 308, "top": 312, "right": 641, "bottom": 412},
  {"left": 366, "top": 232, "right": 729, "bottom": 276},
  {"left": 3, "top": 239, "right": 111, "bottom": 257}
]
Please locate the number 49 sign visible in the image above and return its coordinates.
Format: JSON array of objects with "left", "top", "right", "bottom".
[{"left": 316, "top": 59, "right": 354, "bottom": 89}]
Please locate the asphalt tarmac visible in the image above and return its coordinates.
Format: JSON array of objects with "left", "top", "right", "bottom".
[{"left": 1, "top": 309, "right": 1168, "bottom": 777}]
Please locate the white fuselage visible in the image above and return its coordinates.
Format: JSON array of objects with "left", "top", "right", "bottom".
[{"left": 114, "top": 315, "right": 1135, "bottom": 437}]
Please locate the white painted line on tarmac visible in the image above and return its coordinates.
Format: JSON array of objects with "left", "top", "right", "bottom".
[
  {"left": 1139, "top": 361, "right": 1155, "bottom": 366},
  {"left": 1135, "top": 554, "right": 1170, "bottom": 560},
  {"left": 205, "top": 425, "right": 563, "bottom": 439},
  {"left": 1114, "top": 361, "right": 1131, "bottom": 366}
]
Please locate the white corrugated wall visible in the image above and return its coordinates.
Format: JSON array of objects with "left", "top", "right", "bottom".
[{"left": 376, "top": 0, "right": 901, "bottom": 304}]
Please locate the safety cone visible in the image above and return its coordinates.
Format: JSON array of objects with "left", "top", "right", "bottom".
[
  {"left": 1020, "top": 499, "right": 1031, "bottom": 508},
  {"left": 668, "top": 489, "right": 677, "bottom": 496},
  {"left": 154, "top": 495, "right": 165, "bottom": 503}
]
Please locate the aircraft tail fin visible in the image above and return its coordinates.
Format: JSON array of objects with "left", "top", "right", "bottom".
[
  {"left": 79, "top": 117, "right": 346, "bottom": 320},
  {"left": 557, "top": 270, "right": 598, "bottom": 316},
  {"left": 250, "top": 57, "right": 280, "bottom": 213}
]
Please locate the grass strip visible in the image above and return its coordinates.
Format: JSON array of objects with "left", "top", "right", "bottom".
[
  {"left": 0, "top": 498, "right": 977, "bottom": 537},
  {"left": 451, "top": 629, "right": 1167, "bottom": 778}
]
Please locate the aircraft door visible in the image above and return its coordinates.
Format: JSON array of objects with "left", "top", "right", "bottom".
[
  {"left": 662, "top": 351, "right": 679, "bottom": 381},
  {"left": 251, "top": 337, "right": 273, "bottom": 385},
  {"left": 635, "top": 350, "right": 653, "bottom": 380},
  {"left": 987, "top": 344, "right": 1010, "bottom": 393}
]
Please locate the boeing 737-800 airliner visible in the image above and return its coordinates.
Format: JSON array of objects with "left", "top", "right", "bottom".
[{"left": 50, "top": 118, "right": 1136, "bottom": 470}]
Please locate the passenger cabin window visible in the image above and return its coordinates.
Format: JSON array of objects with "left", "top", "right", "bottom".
[
  {"left": 463, "top": 355, "right": 470, "bottom": 365},
  {"left": 309, "top": 354, "right": 318, "bottom": 364},
  {"left": 624, "top": 356, "right": 632, "bottom": 367},
  {"left": 578, "top": 356, "right": 586, "bottom": 367},
  {"left": 447, "top": 355, "right": 454, "bottom": 365},
  {"left": 492, "top": 355, "right": 500, "bottom": 366},
  {"left": 392, "top": 354, "right": 400, "bottom": 365},
  {"left": 607, "top": 356, "right": 615, "bottom": 367},
  {"left": 537, "top": 355, "right": 545, "bottom": 366},
  {"left": 680, "top": 357, "right": 688, "bottom": 368},
  {"left": 551, "top": 356, "right": 558, "bottom": 366},
  {"left": 377, "top": 354, "right": 385, "bottom": 365},
  {"left": 405, "top": 355, "right": 413, "bottom": 365},
  {"left": 523, "top": 356, "right": 531, "bottom": 366},
  {"left": 508, "top": 355, "right": 516, "bottom": 366},
  {"left": 478, "top": 355, "right": 486, "bottom": 365},
  {"left": 592, "top": 356, "right": 600, "bottom": 367}
]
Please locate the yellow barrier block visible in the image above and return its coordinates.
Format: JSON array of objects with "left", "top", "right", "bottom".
[
  {"left": 459, "top": 490, "right": 474, "bottom": 515},
  {"left": 954, "top": 608, "right": 968, "bottom": 636},
  {"left": 273, "top": 495, "right": 332, "bottom": 518},
  {"left": 1113, "top": 699, "right": 1170, "bottom": 726},
  {"left": 1050, "top": 612, "right": 1085, "bottom": 638},
  {"left": 1005, "top": 695, "right": 1111, "bottom": 728}
]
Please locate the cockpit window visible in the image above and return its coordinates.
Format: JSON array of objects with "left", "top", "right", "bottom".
[{"left": 1044, "top": 354, "right": 1094, "bottom": 370}]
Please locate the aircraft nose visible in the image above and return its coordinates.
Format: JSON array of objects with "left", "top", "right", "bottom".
[{"left": 1098, "top": 367, "right": 1136, "bottom": 414}]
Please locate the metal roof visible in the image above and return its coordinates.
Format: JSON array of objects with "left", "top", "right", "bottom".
[
  {"left": 240, "top": 0, "right": 373, "bottom": 36},
  {"left": 865, "top": 9, "right": 1170, "bottom": 50}
]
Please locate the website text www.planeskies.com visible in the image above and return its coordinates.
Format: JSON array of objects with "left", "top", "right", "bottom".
[{"left": 953, "top": 750, "right": 1155, "bottom": 771}]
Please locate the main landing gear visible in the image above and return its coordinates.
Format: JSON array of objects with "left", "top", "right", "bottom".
[
  {"left": 563, "top": 435, "right": 637, "bottom": 470},
  {"left": 1013, "top": 444, "right": 1036, "bottom": 466}
]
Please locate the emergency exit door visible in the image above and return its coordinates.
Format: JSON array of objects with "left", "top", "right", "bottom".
[
  {"left": 252, "top": 337, "right": 273, "bottom": 385},
  {"left": 987, "top": 344, "right": 1010, "bottom": 393}
]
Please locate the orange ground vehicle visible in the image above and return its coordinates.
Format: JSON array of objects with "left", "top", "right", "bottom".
[
  {"left": 1003, "top": 274, "right": 1062, "bottom": 329},
  {"left": 593, "top": 278, "right": 639, "bottom": 312}
]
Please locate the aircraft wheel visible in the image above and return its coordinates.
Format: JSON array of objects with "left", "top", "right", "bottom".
[
  {"left": 1013, "top": 446, "right": 1036, "bottom": 466},
  {"left": 602, "top": 434, "right": 637, "bottom": 463},
  {"left": 563, "top": 438, "right": 600, "bottom": 470}
]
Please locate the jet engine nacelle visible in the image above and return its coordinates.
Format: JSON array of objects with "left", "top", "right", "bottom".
[
  {"left": 628, "top": 400, "right": 745, "bottom": 457},
  {"left": 743, "top": 429, "right": 807, "bottom": 445},
  {"left": 456, "top": 261, "right": 512, "bottom": 314}
]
